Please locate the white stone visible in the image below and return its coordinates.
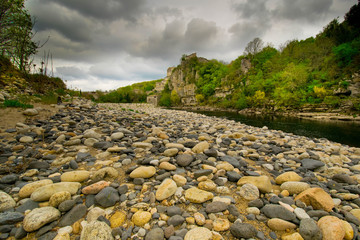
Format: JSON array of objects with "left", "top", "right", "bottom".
[{"left": 23, "top": 207, "right": 61, "bottom": 232}]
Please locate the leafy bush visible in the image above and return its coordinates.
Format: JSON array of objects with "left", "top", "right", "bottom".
[
  {"left": 323, "top": 96, "right": 341, "bottom": 107},
  {"left": 195, "top": 94, "right": 205, "bottom": 103},
  {"left": 247, "top": 90, "right": 265, "bottom": 107},
  {"left": 333, "top": 42, "right": 359, "bottom": 66},
  {"left": 170, "top": 90, "right": 181, "bottom": 105},
  {"left": 159, "top": 92, "right": 171, "bottom": 107},
  {"left": 234, "top": 93, "right": 248, "bottom": 110},
  {"left": 313, "top": 86, "right": 327, "bottom": 99}
]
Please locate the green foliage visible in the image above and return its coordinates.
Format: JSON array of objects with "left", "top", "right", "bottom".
[
  {"left": 170, "top": 90, "right": 181, "bottom": 105},
  {"left": 24, "top": 74, "right": 66, "bottom": 94},
  {"left": 98, "top": 79, "right": 161, "bottom": 103},
  {"left": 333, "top": 42, "right": 359, "bottom": 66},
  {"left": 196, "top": 60, "right": 228, "bottom": 97},
  {"left": 1, "top": 99, "right": 33, "bottom": 108},
  {"left": 313, "top": 86, "right": 327, "bottom": 99},
  {"left": 159, "top": 92, "right": 171, "bottom": 107},
  {"left": 253, "top": 46, "right": 278, "bottom": 69},
  {"left": 247, "top": 90, "right": 266, "bottom": 107},
  {"left": 323, "top": 96, "right": 341, "bottom": 107},
  {"left": 195, "top": 94, "right": 205, "bottom": 103},
  {"left": 0, "top": 0, "right": 38, "bottom": 72},
  {"left": 234, "top": 93, "right": 248, "bottom": 110}
]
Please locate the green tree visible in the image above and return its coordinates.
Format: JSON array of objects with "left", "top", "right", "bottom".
[
  {"left": 0, "top": 0, "right": 37, "bottom": 72},
  {"left": 170, "top": 90, "right": 181, "bottom": 105},
  {"left": 333, "top": 42, "right": 359, "bottom": 66}
]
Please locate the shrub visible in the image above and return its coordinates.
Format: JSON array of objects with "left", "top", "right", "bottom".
[
  {"left": 170, "top": 90, "right": 181, "bottom": 105},
  {"left": 247, "top": 90, "right": 266, "bottom": 107},
  {"left": 333, "top": 42, "right": 359, "bottom": 66},
  {"left": 235, "top": 95, "right": 248, "bottom": 110},
  {"left": 313, "top": 86, "right": 327, "bottom": 99},
  {"left": 323, "top": 96, "right": 341, "bottom": 107},
  {"left": 195, "top": 94, "right": 205, "bottom": 103},
  {"left": 159, "top": 92, "right": 171, "bottom": 107}
]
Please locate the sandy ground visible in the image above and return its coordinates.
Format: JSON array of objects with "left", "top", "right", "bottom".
[{"left": 0, "top": 103, "right": 59, "bottom": 132}]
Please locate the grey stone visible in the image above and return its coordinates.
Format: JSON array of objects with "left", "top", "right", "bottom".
[
  {"left": 226, "top": 171, "right": 242, "bottom": 182},
  {"left": 193, "top": 169, "right": 213, "bottom": 178},
  {"left": 176, "top": 154, "right": 193, "bottom": 167},
  {"left": 58, "top": 199, "right": 76, "bottom": 212},
  {"left": 38, "top": 231, "right": 57, "bottom": 240},
  {"left": 228, "top": 204, "right": 241, "bottom": 217},
  {"left": 167, "top": 215, "right": 185, "bottom": 227},
  {"left": 95, "top": 187, "right": 119, "bottom": 208},
  {"left": 167, "top": 206, "right": 182, "bottom": 216},
  {"left": 145, "top": 228, "right": 164, "bottom": 240},
  {"left": 301, "top": 159, "right": 324, "bottom": 170},
  {"left": 118, "top": 185, "right": 128, "bottom": 195},
  {"left": 15, "top": 227, "right": 27, "bottom": 239},
  {"left": 58, "top": 204, "right": 87, "bottom": 227},
  {"left": 205, "top": 201, "right": 228, "bottom": 213},
  {"left": 204, "top": 148, "right": 217, "bottom": 157},
  {"left": 0, "top": 212, "right": 24, "bottom": 225},
  {"left": 0, "top": 174, "right": 18, "bottom": 184},
  {"left": 27, "top": 161, "right": 50, "bottom": 170},
  {"left": 332, "top": 174, "right": 357, "bottom": 185},
  {"left": 299, "top": 218, "right": 322, "bottom": 240},
  {"left": 248, "top": 199, "right": 264, "bottom": 208},
  {"left": 230, "top": 222, "right": 257, "bottom": 238},
  {"left": 261, "top": 204, "right": 296, "bottom": 221},
  {"left": 69, "top": 160, "right": 78, "bottom": 170},
  {"left": 15, "top": 199, "right": 39, "bottom": 213}
]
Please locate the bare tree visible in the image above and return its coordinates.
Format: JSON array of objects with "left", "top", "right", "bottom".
[{"left": 244, "top": 37, "right": 264, "bottom": 56}]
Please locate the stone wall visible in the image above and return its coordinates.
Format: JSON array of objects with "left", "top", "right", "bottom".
[{"left": 147, "top": 95, "right": 160, "bottom": 105}]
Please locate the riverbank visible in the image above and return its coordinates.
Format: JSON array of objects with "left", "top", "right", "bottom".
[
  {"left": 172, "top": 105, "right": 360, "bottom": 124},
  {"left": 0, "top": 102, "right": 360, "bottom": 239}
]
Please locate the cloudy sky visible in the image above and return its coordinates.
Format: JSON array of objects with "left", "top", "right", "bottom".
[{"left": 25, "top": 0, "right": 357, "bottom": 91}]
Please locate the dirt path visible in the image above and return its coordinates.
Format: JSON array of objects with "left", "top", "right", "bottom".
[{"left": 0, "top": 103, "right": 59, "bottom": 132}]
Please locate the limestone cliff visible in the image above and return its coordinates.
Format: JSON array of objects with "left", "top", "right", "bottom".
[{"left": 147, "top": 53, "right": 208, "bottom": 106}]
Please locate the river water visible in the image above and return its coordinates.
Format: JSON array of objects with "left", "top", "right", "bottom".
[{"left": 186, "top": 110, "right": 360, "bottom": 148}]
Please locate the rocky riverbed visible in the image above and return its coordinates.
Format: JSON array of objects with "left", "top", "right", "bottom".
[{"left": 1, "top": 101, "right": 360, "bottom": 240}]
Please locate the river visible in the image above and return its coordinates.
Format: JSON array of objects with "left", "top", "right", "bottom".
[{"left": 186, "top": 110, "right": 360, "bottom": 148}]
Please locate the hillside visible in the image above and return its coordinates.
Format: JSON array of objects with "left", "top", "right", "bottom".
[
  {"left": 0, "top": 55, "right": 67, "bottom": 105},
  {"left": 99, "top": 2, "right": 360, "bottom": 115},
  {"left": 97, "top": 79, "right": 163, "bottom": 103}
]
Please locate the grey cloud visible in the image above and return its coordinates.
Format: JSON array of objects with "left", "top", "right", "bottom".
[
  {"left": 140, "top": 18, "right": 221, "bottom": 60},
  {"left": 138, "top": 20, "right": 186, "bottom": 59},
  {"left": 273, "top": 0, "right": 333, "bottom": 21},
  {"left": 56, "top": 66, "right": 88, "bottom": 79},
  {"left": 30, "top": 1, "right": 95, "bottom": 42},
  {"left": 228, "top": 22, "right": 266, "bottom": 49},
  {"left": 232, "top": 0, "right": 269, "bottom": 19},
  {"left": 184, "top": 19, "right": 219, "bottom": 50},
  {"left": 49, "top": 0, "right": 146, "bottom": 22}
]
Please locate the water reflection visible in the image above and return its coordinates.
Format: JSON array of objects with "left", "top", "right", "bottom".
[{"left": 188, "top": 110, "right": 360, "bottom": 148}]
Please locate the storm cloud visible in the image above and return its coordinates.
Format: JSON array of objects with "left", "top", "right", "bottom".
[{"left": 25, "top": 0, "right": 357, "bottom": 91}]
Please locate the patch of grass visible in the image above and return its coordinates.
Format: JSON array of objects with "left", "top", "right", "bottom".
[
  {"left": 39, "top": 93, "right": 58, "bottom": 104},
  {"left": 2, "top": 99, "right": 33, "bottom": 109}
]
